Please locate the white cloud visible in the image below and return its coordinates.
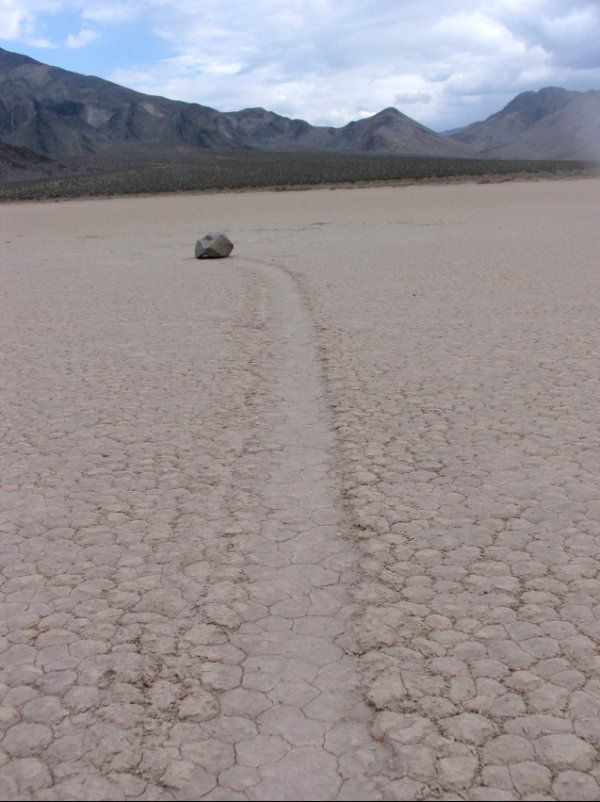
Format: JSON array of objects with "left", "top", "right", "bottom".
[
  {"left": 0, "top": 0, "right": 57, "bottom": 46},
  {"left": 65, "top": 26, "right": 98, "bottom": 48},
  {"left": 2, "top": 0, "right": 600, "bottom": 128},
  {"left": 80, "top": 1, "right": 146, "bottom": 24},
  {"left": 105, "top": 0, "right": 600, "bottom": 127}
]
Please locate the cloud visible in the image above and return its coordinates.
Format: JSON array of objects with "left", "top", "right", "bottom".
[
  {"left": 395, "top": 92, "right": 433, "bottom": 105},
  {"left": 65, "top": 27, "right": 98, "bottom": 48},
  {"left": 2, "top": 0, "right": 600, "bottom": 128},
  {"left": 80, "top": 1, "right": 145, "bottom": 24},
  {"left": 106, "top": 0, "right": 600, "bottom": 127},
  {"left": 496, "top": 0, "right": 600, "bottom": 69},
  {"left": 0, "top": 0, "right": 57, "bottom": 47}
]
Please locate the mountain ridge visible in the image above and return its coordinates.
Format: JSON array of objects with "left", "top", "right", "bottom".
[
  {"left": 1, "top": 46, "right": 599, "bottom": 173},
  {"left": 451, "top": 86, "right": 600, "bottom": 159},
  {"left": 0, "top": 46, "right": 473, "bottom": 161}
]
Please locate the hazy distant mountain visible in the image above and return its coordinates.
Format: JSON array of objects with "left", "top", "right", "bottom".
[
  {"left": 450, "top": 87, "right": 594, "bottom": 158},
  {"left": 327, "top": 108, "right": 475, "bottom": 157},
  {"left": 466, "top": 91, "right": 600, "bottom": 160},
  {"left": 226, "top": 106, "right": 476, "bottom": 157},
  {"left": 0, "top": 46, "right": 474, "bottom": 163}
]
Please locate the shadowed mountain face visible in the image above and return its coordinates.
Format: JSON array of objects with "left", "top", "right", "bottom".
[
  {"left": 0, "top": 47, "right": 240, "bottom": 157},
  {"left": 0, "top": 140, "right": 58, "bottom": 180},
  {"left": 450, "top": 86, "right": 600, "bottom": 159},
  {"left": 0, "top": 46, "right": 474, "bottom": 161}
]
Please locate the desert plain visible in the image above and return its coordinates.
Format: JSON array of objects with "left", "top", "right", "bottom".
[{"left": 1, "top": 177, "right": 600, "bottom": 800}]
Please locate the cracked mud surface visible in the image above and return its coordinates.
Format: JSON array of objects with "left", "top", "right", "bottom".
[{"left": 2, "top": 178, "right": 600, "bottom": 800}]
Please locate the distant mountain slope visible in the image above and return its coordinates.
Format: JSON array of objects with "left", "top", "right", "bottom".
[
  {"left": 0, "top": 47, "right": 240, "bottom": 157},
  {"left": 0, "top": 46, "right": 474, "bottom": 161},
  {"left": 0, "top": 139, "right": 57, "bottom": 179},
  {"left": 451, "top": 87, "right": 583, "bottom": 156},
  {"left": 329, "top": 108, "right": 475, "bottom": 157},
  {"left": 490, "top": 91, "right": 600, "bottom": 160},
  {"left": 2, "top": 47, "right": 597, "bottom": 166},
  {"left": 225, "top": 106, "right": 476, "bottom": 157}
]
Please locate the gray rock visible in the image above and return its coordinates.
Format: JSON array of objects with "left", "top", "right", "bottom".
[{"left": 195, "top": 233, "right": 234, "bottom": 259}]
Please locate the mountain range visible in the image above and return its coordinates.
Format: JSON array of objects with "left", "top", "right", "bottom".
[
  {"left": 0, "top": 45, "right": 599, "bottom": 181},
  {"left": 450, "top": 87, "right": 600, "bottom": 160}
]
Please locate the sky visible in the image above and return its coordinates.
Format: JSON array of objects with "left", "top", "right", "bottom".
[{"left": 1, "top": 0, "right": 599, "bottom": 130}]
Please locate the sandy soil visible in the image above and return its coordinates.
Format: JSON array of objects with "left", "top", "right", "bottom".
[{"left": 1, "top": 178, "right": 600, "bottom": 800}]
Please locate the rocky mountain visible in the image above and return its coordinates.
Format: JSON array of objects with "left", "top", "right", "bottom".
[
  {"left": 0, "top": 47, "right": 240, "bottom": 158},
  {"left": 450, "top": 86, "right": 600, "bottom": 159},
  {"left": 325, "top": 107, "right": 476, "bottom": 157},
  {"left": 225, "top": 106, "right": 475, "bottom": 157},
  {"left": 471, "top": 91, "right": 600, "bottom": 161},
  {"left": 0, "top": 140, "right": 58, "bottom": 180},
  {"left": 0, "top": 46, "right": 474, "bottom": 163},
  {"left": 1, "top": 46, "right": 598, "bottom": 173}
]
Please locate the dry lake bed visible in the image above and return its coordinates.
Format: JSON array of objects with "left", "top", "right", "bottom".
[{"left": 2, "top": 177, "right": 600, "bottom": 800}]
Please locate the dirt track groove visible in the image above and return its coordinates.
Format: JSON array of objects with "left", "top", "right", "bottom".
[{"left": 200, "top": 257, "right": 383, "bottom": 800}]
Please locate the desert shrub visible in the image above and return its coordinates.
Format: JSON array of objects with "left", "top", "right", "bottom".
[{"left": 0, "top": 149, "right": 594, "bottom": 201}]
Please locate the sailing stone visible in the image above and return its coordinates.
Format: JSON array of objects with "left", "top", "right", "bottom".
[{"left": 194, "top": 233, "right": 234, "bottom": 259}]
